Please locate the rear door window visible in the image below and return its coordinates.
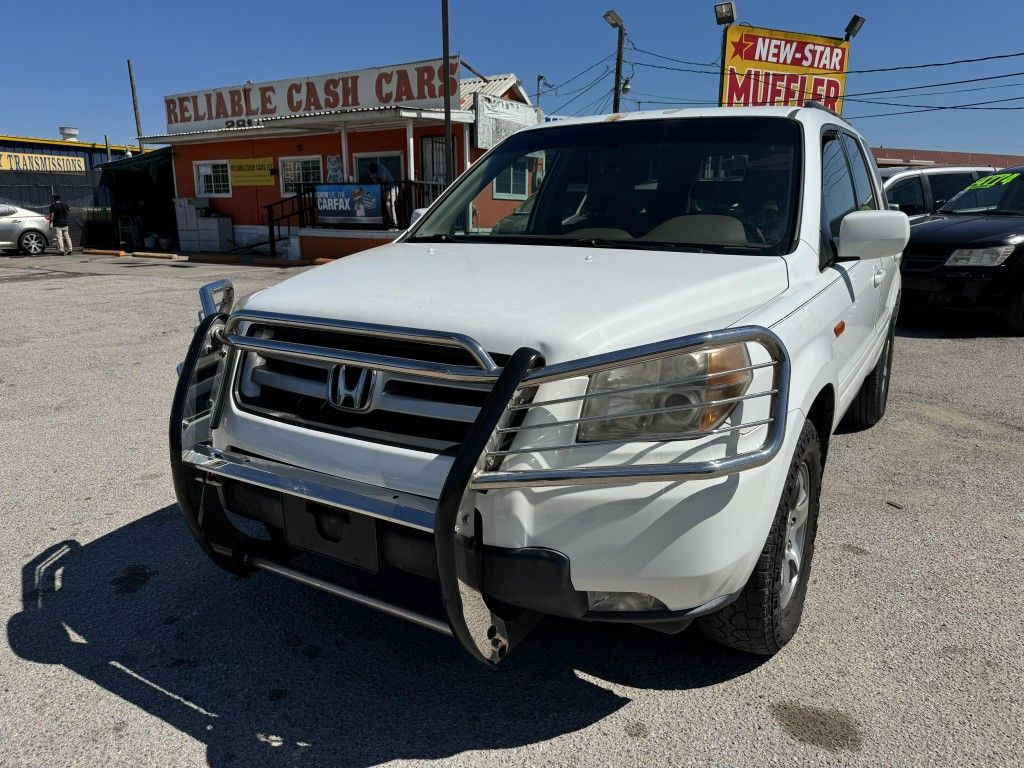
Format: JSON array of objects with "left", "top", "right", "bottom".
[{"left": 887, "top": 176, "right": 926, "bottom": 216}]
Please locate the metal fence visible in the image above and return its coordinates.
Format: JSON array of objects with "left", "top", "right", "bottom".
[{"left": 0, "top": 179, "right": 113, "bottom": 249}]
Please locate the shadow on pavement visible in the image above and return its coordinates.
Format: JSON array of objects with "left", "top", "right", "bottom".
[
  {"left": 7, "top": 505, "right": 764, "bottom": 767},
  {"left": 895, "top": 308, "right": 1014, "bottom": 339}
]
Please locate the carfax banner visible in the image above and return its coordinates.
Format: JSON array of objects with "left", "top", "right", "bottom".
[
  {"left": 315, "top": 184, "right": 383, "bottom": 225},
  {"left": 720, "top": 25, "right": 850, "bottom": 113}
]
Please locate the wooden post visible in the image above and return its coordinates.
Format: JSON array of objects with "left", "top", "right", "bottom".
[{"left": 127, "top": 59, "right": 145, "bottom": 153}]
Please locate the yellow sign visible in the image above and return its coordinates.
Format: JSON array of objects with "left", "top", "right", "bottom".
[
  {"left": 720, "top": 25, "right": 850, "bottom": 113},
  {"left": 230, "top": 157, "right": 275, "bottom": 186},
  {"left": 0, "top": 152, "right": 86, "bottom": 173}
]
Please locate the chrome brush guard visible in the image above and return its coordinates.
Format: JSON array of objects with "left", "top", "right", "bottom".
[{"left": 171, "top": 281, "right": 790, "bottom": 667}]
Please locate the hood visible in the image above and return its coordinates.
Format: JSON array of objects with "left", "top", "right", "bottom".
[
  {"left": 244, "top": 242, "right": 789, "bottom": 363},
  {"left": 910, "top": 213, "right": 1024, "bottom": 247}
]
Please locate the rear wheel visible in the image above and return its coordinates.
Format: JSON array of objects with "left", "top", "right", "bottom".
[
  {"left": 18, "top": 231, "right": 47, "bottom": 255},
  {"left": 698, "top": 420, "right": 822, "bottom": 655}
]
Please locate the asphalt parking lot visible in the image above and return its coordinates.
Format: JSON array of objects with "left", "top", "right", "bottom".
[{"left": 1, "top": 253, "right": 1021, "bottom": 767}]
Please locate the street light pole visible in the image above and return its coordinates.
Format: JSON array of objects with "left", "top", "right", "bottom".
[
  {"left": 603, "top": 10, "right": 626, "bottom": 113},
  {"left": 441, "top": 0, "right": 454, "bottom": 186}
]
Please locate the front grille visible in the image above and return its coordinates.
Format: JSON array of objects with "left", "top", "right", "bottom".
[
  {"left": 902, "top": 242, "right": 953, "bottom": 273},
  {"left": 231, "top": 316, "right": 500, "bottom": 454}
]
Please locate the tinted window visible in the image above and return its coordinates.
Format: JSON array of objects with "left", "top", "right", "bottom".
[
  {"left": 841, "top": 133, "right": 877, "bottom": 210},
  {"left": 410, "top": 117, "right": 802, "bottom": 254},
  {"left": 0, "top": 206, "right": 17, "bottom": 217},
  {"left": 940, "top": 171, "right": 1024, "bottom": 213},
  {"left": 928, "top": 172, "right": 974, "bottom": 208},
  {"left": 821, "top": 134, "right": 857, "bottom": 236},
  {"left": 887, "top": 177, "right": 926, "bottom": 215}
]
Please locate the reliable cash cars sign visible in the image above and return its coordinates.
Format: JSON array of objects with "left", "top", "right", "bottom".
[
  {"left": 164, "top": 57, "right": 460, "bottom": 134},
  {"left": 720, "top": 25, "right": 850, "bottom": 113}
]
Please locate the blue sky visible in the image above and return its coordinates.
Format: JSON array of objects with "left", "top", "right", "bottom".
[{"left": 5, "top": 0, "right": 1024, "bottom": 153}]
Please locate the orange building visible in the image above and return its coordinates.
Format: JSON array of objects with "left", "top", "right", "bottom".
[{"left": 142, "top": 59, "right": 538, "bottom": 259}]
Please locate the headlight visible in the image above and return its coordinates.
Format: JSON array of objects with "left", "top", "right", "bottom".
[
  {"left": 577, "top": 343, "right": 753, "bottom": 442},
  {"left": 944, "top": 246, "right": 1015, "bottom": 267}
]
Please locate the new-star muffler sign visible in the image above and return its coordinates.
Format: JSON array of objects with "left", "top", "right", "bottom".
[
  {"left": 164, "top": 57, "right": 459, "bottom": 134},
  {"left": 720, "top": 26, "right": 849, "bottom": 113}
]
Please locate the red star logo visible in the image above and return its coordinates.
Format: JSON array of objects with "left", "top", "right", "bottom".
[{"left": 731, "top": 33, "right": 756, "bottom": 61}]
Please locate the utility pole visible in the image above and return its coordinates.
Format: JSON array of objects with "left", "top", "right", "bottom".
[
  {"left": 441, "top": 0, "right": 454, "bottom": 186},
  {"left": 603, "top": 10, "right": 626, "bottom": 113},
  {"left": 127, "top": 59, "right": 145, "bottom": 153},
  {"left": 535, "top": 75, "right": 547, "bottom": 109}
]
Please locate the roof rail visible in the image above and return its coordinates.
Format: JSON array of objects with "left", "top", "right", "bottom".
[{"left": 796, "top": 100, "right": 844, "bottom": 120}]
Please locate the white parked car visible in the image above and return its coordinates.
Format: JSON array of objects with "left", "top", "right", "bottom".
[
  {"left": 172, "top": 104, "right": 908, "bottom": 666},
  {"left": 880, "top": 165, "right": 994, "bottom": 222}
]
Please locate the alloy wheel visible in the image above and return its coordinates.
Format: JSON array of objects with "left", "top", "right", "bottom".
[
  {"left": 21, "top": 233, "right": 45, "bottom": 254},
  {"left": 780, "top": 461, "right": 810, "bottom": 609}
]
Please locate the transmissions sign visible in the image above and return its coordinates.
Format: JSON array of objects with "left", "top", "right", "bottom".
[{"left": 719, "top": 25, "right": 850, "bottom": 113}]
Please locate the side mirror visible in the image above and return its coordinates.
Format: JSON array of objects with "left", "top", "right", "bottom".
[
  {"left": 838, "top": 210, "right": 909, "bottom": 260},
  {"left": 409, "top": 208, "right": 428, "bottom": 226}
]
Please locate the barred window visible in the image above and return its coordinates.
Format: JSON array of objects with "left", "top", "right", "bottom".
[
  {"left": 280, "top": 156, "right": 323, "bottom": 195},
  {"left": 493, "top": 157, "right": 529, "bottom": 200},
  {"left": 195, "top": 161, "right": 231, "bottom": 196}
]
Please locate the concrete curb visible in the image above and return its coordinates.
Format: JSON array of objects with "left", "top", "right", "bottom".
[
  {"left": 82, "top": 248, "right": 127, "bottom": 257},
  {"left": 129, "top": 251, "right": 185, "bottom": 260}
]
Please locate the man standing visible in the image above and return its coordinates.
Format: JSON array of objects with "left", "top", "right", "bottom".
[
  {"left": 367, "top": 162, "right": 398, "bottom": 228},
  {"left": 48, "top": 194, "right": 72, "bottom": 255}
]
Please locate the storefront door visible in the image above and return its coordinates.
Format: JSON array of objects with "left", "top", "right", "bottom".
[{"left": 420, "top": 136, "right": 447, "bottom": 184}]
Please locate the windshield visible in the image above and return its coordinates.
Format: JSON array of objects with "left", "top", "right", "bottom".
[
  {"left": 939, "top": 171, "right": 1024, "bottom": 214},
  {"left": 407, "top": 117, "right": 802, "bottom": 254}
]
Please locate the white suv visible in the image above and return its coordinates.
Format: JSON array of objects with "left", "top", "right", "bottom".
[{"left": 172, "top": 105, "right": 908, "bottom": 666}]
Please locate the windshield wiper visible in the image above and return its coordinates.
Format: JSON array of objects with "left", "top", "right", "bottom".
[
  {"left": 409, "top": 232, "right": 460, "bottom": 242},
  {"left": 980, "top": 208, "right": 1024, "bottom": 216}
]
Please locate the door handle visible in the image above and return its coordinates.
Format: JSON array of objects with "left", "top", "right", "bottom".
[{"left": 873, "top": 268, "right": 886, "bottom": 287}]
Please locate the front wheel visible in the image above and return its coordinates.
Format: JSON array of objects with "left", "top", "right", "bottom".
[
  {"left": 698, "top": 420, "right": 822, "bottom": 655},
  {"left": 1004, "top": 288, "right": 1024, "bottom": 335},
  {"left": 19, "top": 231, "right": 48, "bottom": 255}
]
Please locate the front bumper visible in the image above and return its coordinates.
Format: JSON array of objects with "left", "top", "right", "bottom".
[
  {"left": 172, "top": 306, "right": 791, "bottom": 666},
  {"left": 901, "top": 265, "right": 1012, "bottom": 310}
]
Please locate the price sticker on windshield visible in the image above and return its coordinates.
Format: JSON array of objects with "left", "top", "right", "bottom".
[{"left": 966, "top": 172, "right": 1020, "bottom": 190}]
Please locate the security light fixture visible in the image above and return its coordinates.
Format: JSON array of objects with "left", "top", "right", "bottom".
[
  {"left": 844, "top": 14, "right": 865, "bottom": 41},
  {"left": 621, "top": 78, "right": 631, "bottom": 94},
  {"left": 603, "top": 9, "right": 624, "bottom": 29},
  {"left": 713, "top": 2, "right": 736, "bottom": 25}
]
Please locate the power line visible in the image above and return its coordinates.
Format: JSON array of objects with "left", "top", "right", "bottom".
[
  {"left": 548, "top": 70, "right": 613, "bottom": 114},
  {"left": 625, "top": 40, "right": 719, "bottom": 70},
  {"left": 628, "top": 47, "right": 1024, "bottom": 77},
  {"left": 846, "top": 70, "right": 1024, "bottom": 97},
  {"left": 847, "top": 49, "right": 1024, "bottom": 74},
  {"left": 541, "top": 53, "right": 615, "bottom": 94}
]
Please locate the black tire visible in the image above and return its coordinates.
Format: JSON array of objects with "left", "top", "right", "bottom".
[
  {"left": 847, "top": 318, "right": 896, "bottom": 428},
  {"left": 1004, "top": 288, "right": 1024, "bottom": 335},
  {"left": 18, "top": 230, "right": 48, "bottom": 255},
  {"left": 698, "top": 420, "right": 822, "bottom": 655}
]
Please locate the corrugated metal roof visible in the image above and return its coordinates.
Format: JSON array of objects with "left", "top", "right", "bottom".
[
  {"left": 140, "top": 105, "right": 474, "bottom": 141},
  {"left": 459, "top": 74, "right": 531, "bottom": 108}
]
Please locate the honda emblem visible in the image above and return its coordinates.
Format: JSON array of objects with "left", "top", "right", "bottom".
[{"left": 329, "top": 365, "right": 378, "bottom": 412}]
